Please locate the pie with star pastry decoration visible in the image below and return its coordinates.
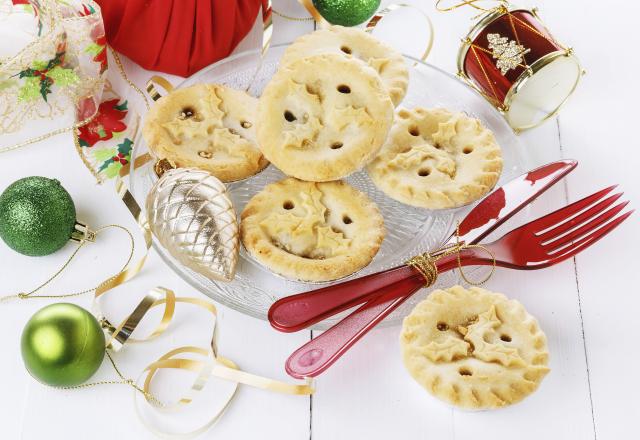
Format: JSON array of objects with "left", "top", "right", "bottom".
[
  {"left": 367, "top": 107, "right": 503, "bottom": 209},
  {"left": 280, "top": 26, "right": 409, "bottom": 106},
  {"left": 142, "top": 83, "right": 268, "bottom": 182},
  {"left": 240, "top": 177, "right": 385, "bottom": 282},
  {"left": 256, "top": 53, "right": 394, "bottom": 182},
  {"left": 401, "top": 285, "right": 549, "bottom": 409}
]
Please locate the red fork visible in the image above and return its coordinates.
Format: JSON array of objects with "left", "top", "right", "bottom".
[{"left": 284, "top": 187, "right": 633, "bottom": 379}]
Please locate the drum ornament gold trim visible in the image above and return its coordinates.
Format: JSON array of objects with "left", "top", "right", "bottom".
[{"left": 456, "top": 5, "right": 585, "bottom": 132}]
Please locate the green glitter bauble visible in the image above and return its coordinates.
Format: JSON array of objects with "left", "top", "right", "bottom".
[
  {"left": 0, "top": 176, "right": 76, "bottom": 256},
  {"left": 21, "top": 303, "right": 105, "bottom": 386},
  {"left": 313, "top": 0, "right": 380, "bottom": 26}
]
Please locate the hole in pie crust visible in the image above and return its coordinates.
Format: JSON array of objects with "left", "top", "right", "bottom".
[
  {"left": 458, "top": 368, "right": 473, "bottom": 376},
  {"left": 337, "top": 84, "right": 351, "bottom": 94},
  {"left": 418, "top": 168, "right": 431, "bottom": 177},
  {"left": 500, "top": 334, "right": 512, "bottom": 342},
  {"left": 463, "top": 146, "right": 474, "bottom": 154},
  {"left": 340, "top": 45, "right": 352, "bottom": 54},
  {"left": 283, "top": 200, "right": 295, "bottom": 210},
  {"left": 434, "top": 143, "right": 443, "bottom": 150},
  {"left": 241, "top": 120, "right": 252, "bottom": 128},
  {"left": 436, "top": 322, "right": 449, "bottom": 331},
  {"left": 179, "top": 107, "right": 196, "bottom": 119},
  {"left": 284, "top": 110, "right": 297, "bottom": 122},
  {"left": 342, "top": 215, "right": 352, "bottom": 225},
  {"left": 409, "top": 126, "right": 420, "bottom": 136},
  {"left": 331, "top": 142, "right": 343, "bottom": 150},
  {"left": 198, "top": 151, "right": 213, "bottom": 159}
]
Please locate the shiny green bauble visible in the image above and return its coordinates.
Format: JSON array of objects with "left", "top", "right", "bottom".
[
  {"left": 313, "top": 0, "right": 380, "bottom": 26},
  {"left": 0, "top": 176, "right": 76, "bottom": 256},
  {"left": 21, "top": 303, "right": 105, "bottom": 387}
]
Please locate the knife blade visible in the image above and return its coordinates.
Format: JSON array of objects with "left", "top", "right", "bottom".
[
  {"left": 268, "top": 159, "right": 577, "bottom": 333},
  {"left": 445, "top": 158, "right": 577, "bottom": 246}
]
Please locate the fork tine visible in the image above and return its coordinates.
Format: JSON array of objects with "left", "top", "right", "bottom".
[
  {"left": 538, "top": 192, "right": 623, "bottom": 242},
  {"left": 528, "top": 185, "right": 617, "bottom": 233},
  {"left": 547, "top": 210, "right": 633, "bottom": 263},
  {"left": 544, "top": 201, "right": 629, "bottom": 252}
]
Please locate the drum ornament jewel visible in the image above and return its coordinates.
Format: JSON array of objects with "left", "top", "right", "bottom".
[{"left": 456, "top": 5, "right": 583, "bottom": 132}]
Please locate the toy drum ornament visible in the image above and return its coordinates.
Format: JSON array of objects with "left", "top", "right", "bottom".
[{"left": 457, "top": 6, "right": 583, "bottom": 131}]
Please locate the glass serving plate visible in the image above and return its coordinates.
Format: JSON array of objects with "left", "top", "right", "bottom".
[{"left": 130, "top": 44, "right": 528, "bottom": 329}]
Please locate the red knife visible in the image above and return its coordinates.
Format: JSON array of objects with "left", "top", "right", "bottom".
[{"left": 269, "top": 159, "right": 578, "bottom": 333}]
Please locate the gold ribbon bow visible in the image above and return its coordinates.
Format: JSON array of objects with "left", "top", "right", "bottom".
[{"left": 406, "top": 223, "right": 496, "bottom": 287}]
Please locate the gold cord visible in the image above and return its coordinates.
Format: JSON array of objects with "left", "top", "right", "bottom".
[
  {"left": 436, "top": 0, "right": 507, "bottom": 13},
  {"left": 109, "top": 47, "right": 150, "bottom": 111},
  {"left": 56, "top": 351, "right": 163, "bottom": 407},
  {"left": 272, "top": 8, "right": 314, "bottom": 22},
  {"left": 0, "top": 225, "right": 134, "bottom": 302},
  {"left": 406, "top": 223, "right": 496, "bottom": 287}
]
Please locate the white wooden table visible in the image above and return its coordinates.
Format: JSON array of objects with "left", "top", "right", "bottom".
[{"left": 1, "top": 0, "right": 639, "bottom": 438}]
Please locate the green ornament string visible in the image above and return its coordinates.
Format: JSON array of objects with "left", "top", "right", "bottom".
[{"left": 0, "top": 224, "right": 134, "bottom": 303}]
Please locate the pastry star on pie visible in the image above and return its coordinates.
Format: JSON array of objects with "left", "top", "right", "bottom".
[{"left": 240, "top": 177, "right": 385, "bottom": 282}]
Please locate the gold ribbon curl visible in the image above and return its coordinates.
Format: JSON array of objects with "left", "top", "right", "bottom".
[{"left": 100, "top": 287, "right": 313, "bottom": 439}]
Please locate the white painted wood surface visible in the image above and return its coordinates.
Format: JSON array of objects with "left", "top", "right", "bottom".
[{"left": 1, "top": 0, "right": 638, "bottom": 438}]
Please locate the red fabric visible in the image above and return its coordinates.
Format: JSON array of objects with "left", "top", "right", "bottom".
[{"left": 96, "top": 0, "right": 268, "bottom": 77}]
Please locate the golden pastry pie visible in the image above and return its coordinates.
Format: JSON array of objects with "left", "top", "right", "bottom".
[
  {"left": 401, "top": 286, "right": 550, "bottom": 410},
  {"left": 257, "top": 53, "right": 394, "bottom": 182},
  {"left": 281, "top": 26, "right": 409, "bottom": 106},
  {"left": 367, "top": 107, "right": 503, "bottom": 209},
  {"left": 142, "top": 83, "right": 269, "bottom": 182},
  {"left": 240, "top": 177, "right": 385, "bottom": 282}
]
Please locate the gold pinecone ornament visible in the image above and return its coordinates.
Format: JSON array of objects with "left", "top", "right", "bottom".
[{"left": 146, "top": 168, "right": 239, "bottom": 281}]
